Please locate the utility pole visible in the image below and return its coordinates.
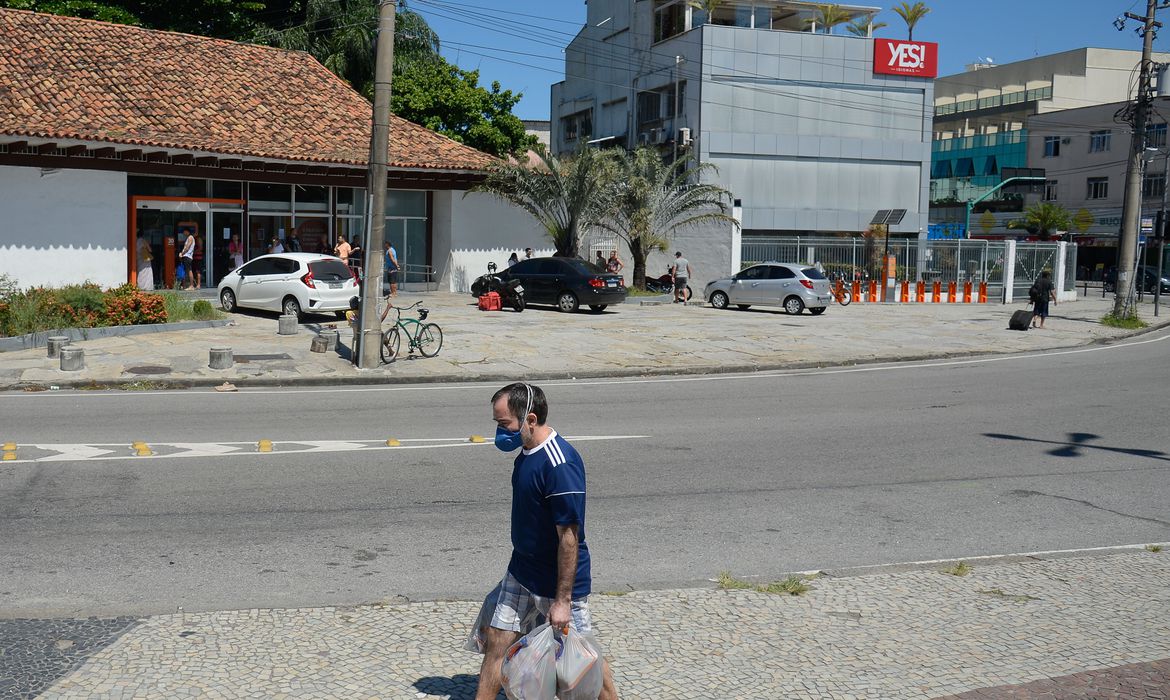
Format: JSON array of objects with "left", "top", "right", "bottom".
[
  {"left": 358, "top": 0, "right": 396, "bottom": 369},
  {"left": 1115, "top": 0, "right": 1165, "bottom": 317},
  {"left": 1158, "top": 148, "right": 1169, "bottom": 316},
  {"left": 673, "top": 55, "right": 683, "bottom": 164}
]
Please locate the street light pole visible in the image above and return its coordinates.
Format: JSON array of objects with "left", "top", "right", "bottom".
[
  {"left": 1158, "top": 149, "right": 1169, "bottom": 316},
  {"left": 357, "top": 0, "right": 396, "bottom": 369}
]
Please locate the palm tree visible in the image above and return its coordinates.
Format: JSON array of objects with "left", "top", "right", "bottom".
[
  {"left": 845, "top": 17, "right": 887, "bottom": 37},
  {"left": 892, "top": 1, "right": 930, "bottom": 41},
  {"left": 595, "top": 148, "right": 738, "bottom": 289},
  {"left": 1010, "top": 202, "right": 1070, "bottom": 241},
  {"left": 687, "top": 0, "right": 724, "bottom": 24},
  {"left": 471, "top": 147, "right": 617, "bottom": 259},
  {"left": 804, "top": 4, "right": 852, "bottom": 34},
  {"left": 255, "top": 0, "right": 439, "bottom": 96}
]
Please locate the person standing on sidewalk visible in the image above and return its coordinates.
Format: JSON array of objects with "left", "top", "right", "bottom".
[
  {"left": 1030, "top": 270, "right": 1057, "bottom": 329},
  {"left": 470, "top": 383, "right": 618, "bottom": 700},
  {"left": 383, "top": 240, "right": 399, "bottom": 297},
  {"left": 671, "top": 251, "right": 692, "bottom": 303}
]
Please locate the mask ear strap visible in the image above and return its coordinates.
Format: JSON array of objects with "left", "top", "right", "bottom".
[{"left": 523, "top": 384, "right": 533, "bottom": 424}]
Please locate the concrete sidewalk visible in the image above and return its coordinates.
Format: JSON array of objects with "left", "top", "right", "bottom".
[
  {"left": 6, "top": 549, "right": 1168, "bottom": 699},
  {"left": 0, "top": 291, "right": 1166, "bottom": 391}
]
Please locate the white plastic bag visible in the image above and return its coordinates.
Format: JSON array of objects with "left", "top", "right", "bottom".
[
  {"left": 501, "top": 623, "right": 558, "bottom": 700},
  {"left": 555, "top": 627, "right": 603, "bottom": 700}
]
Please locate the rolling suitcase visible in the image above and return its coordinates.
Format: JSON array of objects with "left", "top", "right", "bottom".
[{"left": 1009, "top": 309, "right": 1033, "bottom": 331}]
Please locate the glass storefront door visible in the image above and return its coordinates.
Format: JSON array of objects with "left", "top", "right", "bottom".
[
  {"left": 133, "top": 200, "right": 243, "bottom": 289},
  {"left": 211, "top": 211, "right": 244, "bottom": 285},
  {"left": 384, "top": 218, "right": 428, "bottom": 284}
]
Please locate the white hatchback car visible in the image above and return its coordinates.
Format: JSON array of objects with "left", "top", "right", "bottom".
[{"left": 218, "top": 253, "right": 358, "bottom": 319}]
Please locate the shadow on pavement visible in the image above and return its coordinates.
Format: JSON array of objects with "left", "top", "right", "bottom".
[
  {"left": 983, "top": 431, "right": 1170, "bottom": 461},
  {"left": 413, "top": 673, "right": 495, "bottom": 700}
]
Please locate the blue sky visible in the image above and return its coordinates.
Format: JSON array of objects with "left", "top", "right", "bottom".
[{"left": 410, "top": 0, "right": 1163, "bottom": 121}]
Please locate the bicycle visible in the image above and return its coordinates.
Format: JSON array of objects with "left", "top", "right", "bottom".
[
  {"left": 381, "top": 300, "right": 443, "bottom": 363},
  {"left": 828, "top": 275, "right": 852, "bottom": 306}
]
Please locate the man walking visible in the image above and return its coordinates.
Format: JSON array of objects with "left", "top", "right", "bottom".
[
  {"left": 1030, "top": 270, "right": 1057, "bottom": 329},
  {"left": 471, "top": 383, "right": 617, "bottom": 700},
  {"left": 671, "top": 251, "right": 692, "bottom": 303}
]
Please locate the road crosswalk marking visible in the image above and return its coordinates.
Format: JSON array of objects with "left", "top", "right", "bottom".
[{"left": 0, "top": 435, "right": 647, "bottom": 465}]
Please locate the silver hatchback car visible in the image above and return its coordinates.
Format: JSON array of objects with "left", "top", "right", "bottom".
[{"left": 705, "top": 262, "right": 834, "bottom": 315}]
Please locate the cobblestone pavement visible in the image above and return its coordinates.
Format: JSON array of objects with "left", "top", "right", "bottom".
[
  {"left": 937, "top": 658, "right": 1170, "bottom": 699},
  {"left": 13, "top": 550, "right": 1167, "bottom": 699},
  {"left": 2, "top": 292, "right": 1164, "bottom": 391},
  {"left": 0, "top": 617, "right": 138, "bottom": 700}
]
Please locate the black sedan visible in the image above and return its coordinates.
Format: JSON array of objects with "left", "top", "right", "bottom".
[{"left": 473, "top": 257, "right": 627, "bottom": 312}]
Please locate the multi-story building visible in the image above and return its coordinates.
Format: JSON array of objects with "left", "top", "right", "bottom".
[
  {"left": 551, "top": 0, "right": 936, "bottom": 278},
  {"left": 931, "top": 48, "right": 1169, "bottom": 210},
  {"left": 1023, "top": 100, "right": 1170, "bottom": 274}
]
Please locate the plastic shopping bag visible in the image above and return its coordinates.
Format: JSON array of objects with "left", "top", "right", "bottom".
[
  {"left": 501, "top": 623, "right": 558, "bottom": 700},
  {"left": 555, "top": 626, "right": 603, "bottom": 700}
]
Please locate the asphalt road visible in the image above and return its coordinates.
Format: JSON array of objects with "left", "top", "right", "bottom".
[{"left": 2, "top": 330, "right": 1169, "bottom": 618}]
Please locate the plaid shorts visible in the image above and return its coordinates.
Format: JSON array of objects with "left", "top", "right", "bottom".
[{"left": 464, "top": 571, "right": 592, "bottom": 653}]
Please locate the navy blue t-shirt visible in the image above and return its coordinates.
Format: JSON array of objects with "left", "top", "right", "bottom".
[{"left": 508, "top": 430, "right": 591, "bottom": 599}]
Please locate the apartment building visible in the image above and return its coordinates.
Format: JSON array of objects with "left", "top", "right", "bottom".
[{"left": 551, "top": 0, "right": 936, "bottom": 279}]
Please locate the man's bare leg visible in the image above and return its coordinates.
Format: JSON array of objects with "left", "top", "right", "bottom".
[
  {"left": 475, "top": 626, "right": 520, "bottom": 700},
  {"left": 599, "top": 656, "right": 619, "bottom": 700}
]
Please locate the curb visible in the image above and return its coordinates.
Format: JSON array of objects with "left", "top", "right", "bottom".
[{"left": 0, "top": 319, "right": 232, "bottom": 352}]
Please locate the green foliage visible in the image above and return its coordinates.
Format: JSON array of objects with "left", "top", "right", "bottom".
[
  {"left": 979, "top": 210, "right": 996, "bottom": 235},
  {"left": 392, "top": 60, "right": 536, "bottom": 158},
  {"left": 191, "top": 299, "right": 217, "bottom": 319},
  {"left": 1101, "top": 313, "right": 1147, "bottom": 329},
  {"left": 0, "top": 283, "right": 174, "bottom": 336},
  {"left": 804, "top": 4, "right": 852, "bottom": 33},
  {"left": 718, "top": 571, "right": 812, "bottom": 595},
  {"left": 0, "top": 0, "right": 267, "bottom": 38},
  {"left": 845, "top": 17, "right": 886, "bottom": 36},
  {"left": 892, "top": 1, "right": 930, "bottom": 40},
  {"left": 0, "top": 0, "right": 139, "bottom": 24},
  {"left": 1146, "top": 544, "right": 1163, "bottom": 553},
  {"left": 1022, "top": 202, "right": 1071, "bottom": 240},
  {"left": 942, "top": 561, "right": 971, "bottom": 576}
]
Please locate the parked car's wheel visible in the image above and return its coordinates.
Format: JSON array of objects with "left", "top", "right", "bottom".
[
  {"left": 282, "top": 296, "right": 302, "bottom": 319},
  {"left": 783, "top": 296, "right": 805, "bottom": 315},
  {"left": 809, "top": 307, "right": 826, "bottom": 315},
  {"left": 736, "top": 304, "right": 751, "bottom": 310},
  {"left": 710, "top": 291, "right": 730, "bottom": 309},
  {"left": 557, "top": 291, "right": 579, "bottom": 313},
  {"left": 588, "top": 304, "right": 608, "bottom": 312},
  {"left": 220, "top": 289, "right": 236, "bottom": 312}
]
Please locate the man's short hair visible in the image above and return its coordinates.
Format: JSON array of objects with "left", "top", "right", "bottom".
[
  {"left": 1041, "top": 271, "right": 1051, "bottom": 279},
  {"left": 675, "top": 251, "right": 682, "bottom": 256},
  {"left": 492, "top": 382, "right": 549, "bottom": 424}
]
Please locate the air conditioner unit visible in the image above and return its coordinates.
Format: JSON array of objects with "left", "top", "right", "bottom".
[
  {"left": 1061, "top": 137, "right": 1071, "bottom": 145},
  {"left": 653, "top": 128, "right": 667, "bottom": 144},
  {"left": 678, "top": 127, "right": 692, "bottom": 146},
  {"left": 638, "top": 132, "right": 651, "bottom": 145}
]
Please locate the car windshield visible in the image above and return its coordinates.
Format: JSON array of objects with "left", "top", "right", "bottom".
[
  {"left": 309, "top": 259, "right": 352, "bottom": 281},
  {"left": 801, "top": 267, "right": 827, "bottom": 280}
]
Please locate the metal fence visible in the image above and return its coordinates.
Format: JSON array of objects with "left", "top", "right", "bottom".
[{"left": 741, "top": 235, "right": 1075, "bottom": 300}]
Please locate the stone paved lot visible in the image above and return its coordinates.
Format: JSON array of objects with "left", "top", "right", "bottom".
[
  {"left": 937, "top": 658, "right": 1170, "bottom": 699},
  {"left": 14, "top": 550, "right": 1167, "bottom": 699},
  {"left": 0, "top": 617, "right": 138, "bottom": 700}
]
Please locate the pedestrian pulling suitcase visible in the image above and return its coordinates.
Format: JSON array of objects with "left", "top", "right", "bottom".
[{"left": 1009, "top": 309, "right": 1033, "bottom": 331}]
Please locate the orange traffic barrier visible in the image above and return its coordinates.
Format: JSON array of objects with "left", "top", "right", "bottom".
[
  {"left": 932, "top": 280, "right": 941, "bottom": 303},
  {"left": 867, "top": 280, "right": 878, "bottom": 303},
  {"left": 963, "top": 281, "right": 972, "bottom": 303},
  {"left": 900, "top": 280, "right": 910, "bottom": 303},
  {"left": 916, "top": 280, "right": 925, "bottom": 303},
  {"left": 947, "top": 281, "right": 957, "bottom": 304},
  {"left": 851, "top": 280, "right": 861, "bottom": 302},
  {"left": 978, "top": 282, "right": 988, "bottom": 303}
]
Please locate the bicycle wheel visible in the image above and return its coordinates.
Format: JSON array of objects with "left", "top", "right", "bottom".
[
  {"left": 837, "top": 291, "right": 851, "bottom": 306},
  {"left": 416, "top": 323, "right": 443, "bottom": 357},
  {"left": 380, "top": 327, "right": 401, "bottom": 363}
]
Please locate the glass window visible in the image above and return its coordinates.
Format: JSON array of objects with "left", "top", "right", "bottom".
[
  {"left": 272, "top": 257, "right": 299, "bottom": 275},
  {"left": 1043, "top": 136, "right": 1060, "bottom": 158},
  {"left": 955, "top": 158, "right": 975, "bottom": 177},
  {"left": 768, "top": 266, "right": 795, "bottom": 279},
  {"left": 562, "top": 114, "right": 579, "bottom": 141},
  {"left": 1147, "top": 123, "right": 1167, "bottom": 148},
  {"left": 294, "top": 185, "right": 328, "bottom": 212},
  {"left": 638, "top": 91, "right": 661, "bottom": 125},
  {"left": 1089, "top": 130, "right": 1111, "bottom": 153},
  {"left": 1143, "top": 172, "right": 1165, "bottom": 198},
  {"left": 386, "top": 190, "right": 427, "bottom": 217},
  {"left": 211, "top": 180, "right": 242, "bottom": 200},
  {"left": 249, "top": 182, "right": 292, "bottom": 211},
  {"left": 1044, "top": 180, "right": 1058, "bottom": 201},
  {"left": 308, "top": 259, "right": 352, "bottom": 281},
  {"left": 537, "top": 260, "right": 561, "bottom": 275},
  {"left": 708, "top": 4, "right": 750, "bottom": 26},
  {"left": 737, "top": 265, "right": 768, "bottom": 280},
  {"left": 932, "top": 160, "right": 953, "bottom": 179},
  {"left": 128, "top": 176, "right": 207, "bottom": 198},
  {"left": 511, "top": 259, "right": 539, "bottom": 274},
  {"left": 1087, "top": 177, "right": 1108, "bottom": 200},
  {"left": 752, "top": 6, "right": 773, "bottom": 29},
  {"left": 248, "top": 214, "right": 293, "bottom": 259},
  {"left": 240, "top": 258, "right": 278, "bottom": 276},
  {"left": 335, "top": 217, "right": 364, "bottom": 254},
  {"left": 336, "top": 187, "right": 367, "bottom": 215},
  {"left": 801, "top": 267, "right": 826, "bottom": 280},
  {"left": 293, "top": 216, "right": 330, "bottom": 254},
  {"left": 983, "top": 156, "right": 998, "bottom": 176},
  {"left": 653, "top": 0, "right": 685, "bottom": 42},
  {"left": 665, "top": 83, "right": 686, "bottom": 118}
]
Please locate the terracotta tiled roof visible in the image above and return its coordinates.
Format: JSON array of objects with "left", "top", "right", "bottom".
[{"left": 0, "top": 8, "right": 494, "bottom": 171}]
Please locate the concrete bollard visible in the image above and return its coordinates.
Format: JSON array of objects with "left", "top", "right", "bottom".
[
  {"left": 59, "top": 346, "right": 84, "bottom": 371},
  {"left": 209, "top": 346, "right": 233, "bottom": 370},
  {"left": 277, "top": 314, "right": 298, "bottom": 335},
  {"left": 320, "top": 329, "right": 339, "bottom": 352},
  {"left": 310, "top": 335, "right": 329, "bottom": 353},
  {"left": 47, "top": 336, "right": 69, "bottom": 358}
]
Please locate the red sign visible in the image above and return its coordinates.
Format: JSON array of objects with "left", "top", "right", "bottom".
[{"left": 873, "top": 39, "right": 938, "bottom": 78}]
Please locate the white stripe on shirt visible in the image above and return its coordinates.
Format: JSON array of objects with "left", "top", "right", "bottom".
[{"left": 546, "top": 490, "right": 585, "bottom": 498}]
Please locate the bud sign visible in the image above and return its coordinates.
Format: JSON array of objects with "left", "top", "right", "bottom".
[{"left": 873, "top": 39, "right": 938, "bottom": 78}]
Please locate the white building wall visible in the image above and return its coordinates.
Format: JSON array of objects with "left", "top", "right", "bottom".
[
  {"left": 0, "top": 165, "right": 127, "bottom": 288},
  {"left": 433, "top": 191, "right": 552, "bottom": 293}
]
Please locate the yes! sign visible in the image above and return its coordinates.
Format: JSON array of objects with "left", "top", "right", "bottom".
[{"left": 873, "top": 39, "right": 938, "bottom": 78}]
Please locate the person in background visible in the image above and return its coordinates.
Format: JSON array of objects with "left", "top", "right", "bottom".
[
  {"left": 287, "top": 231, "right": 303, "bottom": 252},
  {"left": 606, "top": 250, "right": 624, "bottom": 274},
  {"left": 595, "top": 250, "right": 606, "bottom": 271},
  {"left": 228, "top": 234, "right": 244, "bottom": 270},
  {"left": 1030, "top": 270, "right": 1057, "bottom": 329},
  {"left": 671, "top": 250, "right": 692, "bottom": 303},
  {"left": 268, "top": 236, "right": 285, "bottom": 254},
  {"left": 524, "top": 247, "right": 534, "bottom": 260},
  {"left": 192, "top": 230, "right": 204, "bottom": 288},
  {"left": 334, "top": 236, "right": 352, "bottom": 265},
  {"left": 384, "top": 240, "right": 399, "bottom": 297},
  {"left": 178, "top": 229, "right": 195, "bottom": 290},
  {"left": 136, "top": 235, "right": 154, "bottom": 290},
  {"left": 349, "top": 236, "right": 363, "bottom": 270},
  {"left": 507, "top": 252, "right": 519, "bottom": 268}
]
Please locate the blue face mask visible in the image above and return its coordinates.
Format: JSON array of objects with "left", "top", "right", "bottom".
[
  {"left": 494, "top": 425, "right": 524, "bottom": 452},
  {"left": 494, "top": 384, "right": 533, "bottom": 452}
]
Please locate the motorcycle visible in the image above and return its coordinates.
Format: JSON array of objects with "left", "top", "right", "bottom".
[
  {"left": 471, "top": 262, "right": 525, "bottom": 312},
  {"left": 644, "top": 265, "right": 692, "bottom": 301}
]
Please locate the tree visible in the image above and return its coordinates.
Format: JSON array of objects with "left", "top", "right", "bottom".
[
  {"left": 686, "top": 0, "right": 724, "bottom": 24},
  {"left": 979, "top": 210, "right": 996, "bottom": 236},
  {"left": 471, "top": 147, "right": 617, "bottom": 258},
  {"left": 392, "top": 60, "right": 536, "bottom": 158},
  {"left": 1, "top": 0, "right": 271, "bottom": 38},
  {"left": 0, "top": 0, "right": 139, "bottom": 23},
  {"left": 804, "top": 4, "right": 852, "bottom": 34},
  {"left": 845, "top": 17, "right": 886, "bottom": 37},
  {"left": 892, "top": 1, "right": 930, "bottom": 41},
  {"left": 1011, "top": 202, "right": 1070, "bottom": 240},
  {"left": 595, "top": 148, "right": 738, "bottom": 289}
]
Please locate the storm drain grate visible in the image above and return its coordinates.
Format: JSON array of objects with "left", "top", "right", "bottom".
[
  {"left": 124, "top": 365, "right": 172, "bottom": 375},
  {"left": 234, "top": 353, "right": 294, "bottom": 362}
]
